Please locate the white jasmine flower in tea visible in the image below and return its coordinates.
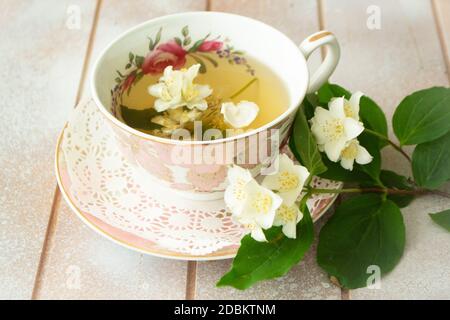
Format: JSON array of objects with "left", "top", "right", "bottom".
[
  {"left": 180, "top": 64, "right": 213, "bottom": 111},
  {"left": 220, "top": 100, "right": 259, "bottom": 129},
  {"left": 262, "top": 154, "right": 310, "bottom": 205},
  {"left": 339, "top": 139, "right": 373, "bottom": 171},
  {"left": 117, "top": 27, "right": 290, "bottom": 140},
  {"left": 166, "top": 108, "right": 202, "bottom": 125},
  {"left": 310, "top": 98, "right": 364, "bottom": 162},
  {"left": 148, "top": 64, "right": 212, "bottom": 112},
  {"left": 148, "top": 65, "right": 184, "bottom": 112},
  {"left": 273, "top": 203, "right": 304, "bottom": 239}
]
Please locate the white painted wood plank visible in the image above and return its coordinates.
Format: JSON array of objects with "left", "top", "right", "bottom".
[
  {"left": 36, "top": 0, "right": 207, "bottom": 299},
  {"left": 322, "top": 0, "right": 450, "bottom": 299},
  {"left": 0, "top": 0, "right": 97, "bottom": 299},
  {"left": 433, "top": 0, "right": 450, "bottom": 79},
  {"left": 36, "top": 201, "right": 189, "bottom": 299}
]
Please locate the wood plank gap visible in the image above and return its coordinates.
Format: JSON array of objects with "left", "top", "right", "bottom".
[
  {"left": 31, "top": 185, "right": 61, "bottom": 299},
  {"left": 184, "top": 0, "right": 210, "bottom": 301},
  {"left": 185, "top": 261, "right": 198, "bottom": 300},
  {"left": 341, "top": 288, "right": 351, "bottom": 300},
  {"left": 74, "top": 0, "right": 103, "bottom": 105},
  {"left": 431, "top": 0, "right": 450, "bottom": 83},
  {"left": 30, "top": 0, "right": 103, "bottom": 300}
]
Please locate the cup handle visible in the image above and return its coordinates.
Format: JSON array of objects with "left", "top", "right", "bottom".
[{"left": 299, "top": 30, "right": 340, "bottom": 94}]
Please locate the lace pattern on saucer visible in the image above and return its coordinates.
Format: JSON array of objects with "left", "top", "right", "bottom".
[{"left": 60, "top": 100, "right": 342, "bottom": 255}]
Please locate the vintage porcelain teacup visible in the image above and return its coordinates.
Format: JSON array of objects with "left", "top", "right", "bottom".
[{"left": 91, "top": 12, "right": 340, "bottom": 200}]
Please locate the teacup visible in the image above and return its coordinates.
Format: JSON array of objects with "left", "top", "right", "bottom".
[{"left": 91, "top": 11, "right": 340, "bottom": 200}]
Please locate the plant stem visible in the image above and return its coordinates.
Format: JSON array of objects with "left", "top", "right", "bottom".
[
  {"left": 307, "top": 187, "right": 450, "bottom": 198},
  {"left": 428, "top": 189, "right": 450, "bottom": 199},
  {"left": 364, "top": 128, "right": 411, "bottom": 163},
  {"left": 229, "top": 78, "right": 258, "bottom": 99}
]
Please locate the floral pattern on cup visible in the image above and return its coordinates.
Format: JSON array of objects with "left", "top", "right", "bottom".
[
  {"left": 141, "top": 40, "right": 187, "bottom": 75},
  {"left": 113, "top": 25, "right": 255, "bottom": 97},
  {"left": 186, "top": 165, "right": 228, "bottom": 192}
]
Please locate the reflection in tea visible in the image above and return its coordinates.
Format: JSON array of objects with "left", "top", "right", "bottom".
[{"left": 118, "top": 54, "right": 289, "bottom": 140}]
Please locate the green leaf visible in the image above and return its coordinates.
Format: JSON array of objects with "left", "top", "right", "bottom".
[
  {"left": 303, "top": 94, "right": 317, "bottom": 120},
  {"left": 188, "top": 33, "right": 210, "bottom": 53},
  {"left": 134, "top": 71, "right": 144, "bottom": 85},
  {"left": 181, "top": 25, "right": 189, "bottom": 37},
  {"left": 412, "top": 130, "right": 450, "bottom": 189},
  {"left": 198, "top": 53, "right": 218, "bottom": 67},
  {"left": 120, "top": 105, "right": 161, "bottom": 131},
  {"left": 318, "top": 156, "right": 372, "bottom": 183},
  {"left": 288, "top": 137, "right": 302, "bottom": 166},
  {"left": 154, "top": 27, "right": 162, "bottom": 46},
  {"left": 359, "top": 96, "right": 388, "bottom": 148},
  {"left": 290, "top": 105, "right": 327, "bottom": 176},
  {"left": 379, "top": 170, "right": 415, "bottom": 208},
  {"left": 217, "top": 204, "right": 314, "bottom": 290},
  {"left": 429, "top": 210, "right": 450, "bottom": 232},
  {"left": 174, "top": 37, "right": 182, "bottom": 46},
  {"left": 149, "top": 28, "right": 162, "bottom": 51},
  {"left": 189, "top": 54, "right": 207, "bottom": 73},
  {"left": 317, "top": 83, "right": 350, "bottom": 105},
  {"left": 148, "top": 38, "right": 154, "bottom": 51},
  {"left": 135, "top": 55, "right": 144, "bottom": 68},
  {"left": 125, "top": 63, "right": 132, "bottom": 69},
  {"left": 189, "top": 39, "right": 204, "bottom": 52},
  {"left": 355, "top": 132, "right": 382, "bottom": 185},
  {"left": 128, "top": 52, "right": 134, "bottom": 63},
  {"left": 317, "top": 194, "right": 405, "bottom": 289},
  {"left": 393, "top": 87, "right": 450, "bottom": 145},
  {"left": 183, "top": 36, "right": 192, "bottom": 46}
]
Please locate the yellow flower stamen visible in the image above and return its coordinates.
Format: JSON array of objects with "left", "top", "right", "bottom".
[
  {"left": 344, "top": 101, "right": 354, "bottom": 118},
  {"left": 276, "top": 204, "right": 297, "bottom": 223},
  {"left": 278, "top": 171, "right": 300, "bottom": 192},
  {"left": 322, "top": 119, "right": 344, "bottom": 141},
  {"left": 161, "top": 87, "right": 172, "bottom": 101},
  {"left": 182, "top": 84, "right": 199, "bottom": 102},
  {"left": 341, "top": 140, "right": 358, "bottom": 159},
  {"left": 251, "top": 192, "right": 273, "bottom": 214},
  {"left": 243, "top": 223, "right": 255, "bottom": 230},
  {"left": 233, "top": 178, "right": 247, "bottom": 201}
]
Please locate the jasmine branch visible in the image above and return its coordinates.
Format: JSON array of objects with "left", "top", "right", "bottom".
[
  {"left": 364, "top": 128, "right": 411, "bottom": 163},
  {"left": 307, "top": 187, "right": 450, "bottom": 199}
]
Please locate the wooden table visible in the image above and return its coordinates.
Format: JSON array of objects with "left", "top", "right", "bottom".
[{"left": 1, "top": 0, "right": 449, "bottom": 300}]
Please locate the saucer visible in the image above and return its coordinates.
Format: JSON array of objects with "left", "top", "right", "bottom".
[{"left": 55, "top": 100, "right": 342, "bottom": 260}]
